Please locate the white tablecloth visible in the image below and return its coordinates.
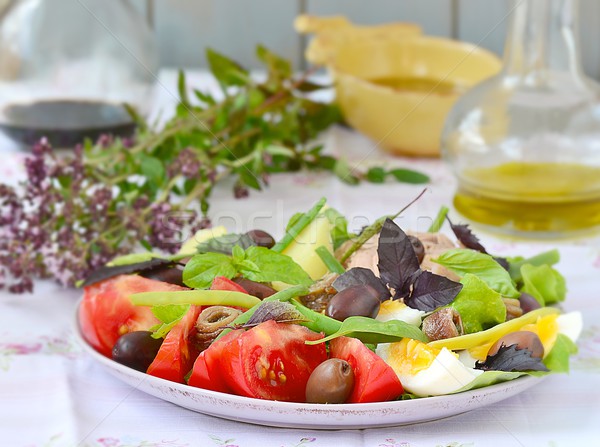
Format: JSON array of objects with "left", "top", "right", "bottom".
[{"left": 1, "top": 71, "right": 599, "bottom": 447}]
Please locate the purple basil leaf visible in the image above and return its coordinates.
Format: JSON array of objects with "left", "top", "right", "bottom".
[
  {"left": 404, "top": 270, "right": 463, "bottom": 312},
  {"left": 475, "top": 344, "right": 549, "bottom": 372},
  {"left": 333, "top": 267, "right": 391, "bottom": 300},
  {"left": 81, "top": 258, "right": 175, "bottom": 287},
  {"left": 239, "top": 301, "right": 307, "bottom": 328},
  {"left": 447, "top": 218, "right": 488, "bottom": 254},
  {"left": 377, "top": 218, "right": 420, "bottom": 291}
]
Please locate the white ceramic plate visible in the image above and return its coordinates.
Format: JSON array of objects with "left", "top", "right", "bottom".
[{"left": 74, "top": 307, "right": 544, "bottom": 430}]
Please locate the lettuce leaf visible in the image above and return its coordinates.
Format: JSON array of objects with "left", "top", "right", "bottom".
[
  {"left": 150, "top": 304, "right": 191, "bottom": 338},
  {"left": 543, "top": 333, "right": 578, "bottom": 373},
  {"left": 433, "top": 249, "right": 520, "bottom": 298},
  {"left": 450, "top": 274, "right": 507, "bottom": 334},
  {"left": 520, "top": 264, "right": 567, "bottom": 306}
]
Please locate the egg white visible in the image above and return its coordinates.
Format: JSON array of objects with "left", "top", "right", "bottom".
[
  {"left": 376, "top": 300, "right": 425, "bottom": 327},
  {"left": 376, "top": 343, "right": 482, "bottom": 397},
  {"left": 556, "top": 312, "right": 583, "bottom": 343}
]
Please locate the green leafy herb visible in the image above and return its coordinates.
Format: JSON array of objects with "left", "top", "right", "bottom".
[
  {"left": 433, "top": 249, "right": 520, "bottom": 298},
  {"left": 315, "top": 245, "right": 345, "bottom": 274},
  {"left": 305, "top": 316, "right": 428, "bottom": 345},
  {"left": 388, "top": 168, "right": 430, "bottom": 184},
  {"left": 240, "top": 246, "right": 313, "bottom": 286},
  {"left": 450, "top": 274, "right": 507, "bottom": 334},
  {"left": 1, "top": 44, "right": 428, "bottom": 293},
  {"left": 183, "top": 252, "right": 237, "bottom": 289},
  {"left": 519, "top": 264, "right": 566, "bottom": 306},
  {"left": 151, "top": 304, "right": 191, "bottom": 338}
]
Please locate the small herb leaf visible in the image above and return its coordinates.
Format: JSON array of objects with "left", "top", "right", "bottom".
[
  {"left": 240, "top": 301, "right": 307, "bottom": 328},
  {"left": 475, "top": 344, "right": 550, "bottom": 372},
  {"left": 377, "top": 218, "right": 420, "bottom": 291},
  {"left": 183, "top": 253, "right": 237, "bottom": 289},
  {"left": 405, "top": 270, "right": 463, "bottom": 312},
  {"left": 447, "top": 218, "right": 488, "bottom": 254},
  {"left": 151, "top": 304, "right": 191, "bottom": 339}
]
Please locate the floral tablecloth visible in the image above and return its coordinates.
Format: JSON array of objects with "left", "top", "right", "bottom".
[{"left": 1, "top": 72, "right": 599, "bottom": 447}]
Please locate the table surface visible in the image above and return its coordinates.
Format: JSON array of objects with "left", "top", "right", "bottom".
[{"left": 1, "top": 71, "right": 600, "bottom": 447}]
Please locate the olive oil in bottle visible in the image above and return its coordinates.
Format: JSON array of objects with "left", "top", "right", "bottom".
[{"left": 454, "top": 162, "right": 600, "bottom": 234}]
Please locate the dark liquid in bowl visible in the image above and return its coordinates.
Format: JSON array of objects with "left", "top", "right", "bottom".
[{"left": 0, "top": 99, "right": 136, "bottom": 148}]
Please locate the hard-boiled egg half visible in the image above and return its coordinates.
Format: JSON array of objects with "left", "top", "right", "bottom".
[
  {"left": 376, "top": 338, "right": 482, "bottom": 397},
  {"left": 376, "top": 299, "right": 425, "bottom": 327}
]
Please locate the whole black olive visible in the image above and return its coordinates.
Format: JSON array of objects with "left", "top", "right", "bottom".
[
  {"left": 326, "top": 284, "right": 381, "bottom": 321},
  {"left": 519, "top": 292, "right": 542, "bottom": 314},
  {"left": 232, "top": 277, "right": 277, "bottom": 299},
  {"left": 408, "top": 235, "right": 425, "bottom": 264},
  {"left": 140, "top": 265, "right": 185, "bottom": 286},
  {"left": 246, "top": 229, "right": 276, "bottom": 248},
  {"left": 112, "top": 331, "right": 163, "bottom": 372},
  {"left": 487, "top": 331, "right": 544, "bottom": 358},
  {"left": 305, "top": 358, "right": 355, "bottom": 404}
]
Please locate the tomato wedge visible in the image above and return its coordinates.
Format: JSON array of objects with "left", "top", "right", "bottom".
[
  {"left": 146, "top": 305, "right": 202, "bottom": 383},
  {"left": 210, "top": 276, "right": 248, "bottom": 293},
  {"left": 330, "top": 336, "right": 404, "bottom": 403},
  {"left": 79, "top": 275, "right": 186, "bottom": 357},
  {"left": 189, "top": 320, "right": 327, "bottom": 402}
]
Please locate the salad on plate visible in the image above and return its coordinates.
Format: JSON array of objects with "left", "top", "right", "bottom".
[{"left": 77, "top": 198, "right": 581, "bottom": 404}]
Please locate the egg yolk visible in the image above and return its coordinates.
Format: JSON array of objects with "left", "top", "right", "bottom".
[
  {"left": 378, "top": 300, "right": 406, "bottom": 316},
  {"left": 387, "top": 339, "right": 442, "bottom": 375}
]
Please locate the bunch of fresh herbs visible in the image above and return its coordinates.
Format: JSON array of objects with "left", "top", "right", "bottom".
[{"left": 0, "top": 45, "right": 428, "bottom": 293}]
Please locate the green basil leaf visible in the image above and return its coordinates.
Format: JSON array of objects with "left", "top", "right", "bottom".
[
  {"left": 183, "top": 252, "right": 237, "bottom": 289},
  {"left": 323, "top": 207, "right": 352, "bottom": 250},
  {"left": 206, "top": 48, "right": 249, "bottom": 88},
  {"left": 389, "top": 168, "right": 430, "bottom": 184},
  {"left": 433, "top": 249, "right": 520, "bottom": 298},
  {"left": 305, "top": 316, "right": 428, "bottom": 345},
  {"left": 520, "top": 264, "right": 567, "bottom": 306},
  {"left": 366, "top": 167, "right": 386, "bottom": 183},
  {"left": 151, "top": 304, "right": 191, "bottom": 339},
  {"left": 451, "top": 274, "right": 507, "bottom": 333},
  {"left": 241, "top": 246, "right": 313, "bottom": 286}
]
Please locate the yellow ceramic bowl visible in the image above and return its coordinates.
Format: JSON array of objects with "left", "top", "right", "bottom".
[{"left": 332, "top": 36, "right": 501, "bottom": 157}]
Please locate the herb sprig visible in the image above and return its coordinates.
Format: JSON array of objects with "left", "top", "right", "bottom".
[{"left": 0, "top": 45, "right": 428, "bottom": 293}]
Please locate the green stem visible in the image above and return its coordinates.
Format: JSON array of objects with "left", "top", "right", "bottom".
[
  {"left": 129, "top": 289, "right": 261, "bottom": 308},
  {"left": 428, "top": 206, "right": 449, "bottom": 232}
]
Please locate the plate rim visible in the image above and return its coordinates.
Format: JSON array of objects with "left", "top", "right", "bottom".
[{"left": 73, "top": 300, "right": 545, "bottom": 428}]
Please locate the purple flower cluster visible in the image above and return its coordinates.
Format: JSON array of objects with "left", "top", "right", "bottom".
[{"left": 0, "top": 136, "right": 208, "bottom": 293}]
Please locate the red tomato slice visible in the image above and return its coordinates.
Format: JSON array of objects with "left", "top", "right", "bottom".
[
  {"left": 147, "top": 305, "right": 202, "bottom": 383},
  {"left": 191, "top": 320, "right": 327, "bottom": 402},
  {"left": 79, "top": 275, "right": 186, "bottom": 357},
  {"left": 330, "top": 337, "right": 404, "bottom": 403},
  {"left": 210, "top": 276, "right": 248, "bottom": 293},
  {"left": 188, "top": 329, "right": 243, "bottom": 393}
]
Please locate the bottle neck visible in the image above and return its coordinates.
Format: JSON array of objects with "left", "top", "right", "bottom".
[{"left": 503, "top": 0, "right": 583, "bottom": 82}]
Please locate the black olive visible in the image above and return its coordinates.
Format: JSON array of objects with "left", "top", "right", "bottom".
[
  {"left": 326, "top": 284, "right": 381, "bottom": 321},
  {"left": 232, "top": 277, "right": 277, "bottom": 299},
  {"left": 488, "top": 331, "right": 544, "bottom": 358},
  {"left": 408, "top": 235, "right": 425, "bottom": 264},
  {"left": 140, "top": 265, "right": 185, "bottom": 286},
  {"left": 112, "top": 331, "right": 163, "bottom": 372},
  {"left": 246, "top": 229, "right": 276, "bottom": 248},
  {"left": 305, "top": 358, "right": 355, "bottom": 404},
  {"left": 519, "top": 292, "right": 542, "bottom": 314}
]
